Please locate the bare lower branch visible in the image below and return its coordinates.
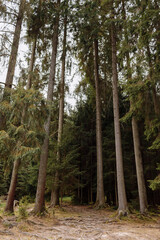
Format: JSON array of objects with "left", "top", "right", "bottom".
[
  {"left": 0, "top": 53, "right": 10, "bottom": 57},
  {"left": 0, "top": 21, "right": 16, "bottom": 26},
  {"left": 0, "top": 82, "right": 16, "bottom": 87},
  {"left": 0, "top": 30, "right": 14, "bottom": 34}
]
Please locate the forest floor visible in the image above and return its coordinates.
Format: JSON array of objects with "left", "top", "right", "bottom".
[{"left": 0, "top": 202, "right": 160, "bottom": 240}]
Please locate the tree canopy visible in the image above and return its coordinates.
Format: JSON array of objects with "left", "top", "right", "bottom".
[{"left": 0, "top": 0, "right": 160, "bottom": 215}]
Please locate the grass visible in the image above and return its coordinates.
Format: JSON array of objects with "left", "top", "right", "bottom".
[
  {"left": 0, "top": 200, "right": 5, "bottom": 215},
  {"left": 0, "top": 201, "right": 5, "bottom": 208},
  {"left": 60, "top": 196, "right": 72, "bottom": 203},
  {"left": 0, "top": 196, "right": 160, "bottom": 225}
]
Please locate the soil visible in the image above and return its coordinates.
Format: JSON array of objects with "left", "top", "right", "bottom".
[{"left": 0, "top": 205, "right": 160, "bottom": 240}]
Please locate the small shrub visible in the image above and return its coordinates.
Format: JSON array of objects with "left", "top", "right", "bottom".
[{"left": 18, "top": 196, "right": 28, "bottom": 219}]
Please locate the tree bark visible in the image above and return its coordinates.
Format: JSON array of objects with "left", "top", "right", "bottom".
[
  {"left": 21, "top": 37, "right": 37, "bottom": 124},
  {"left": 132, "top": 117, "right": 148, "bottom": 213},
  {"left": 111, "top": 6, "right": 128, "bottom": 215},
  {"left": 4, "top": 0, "right": 26, "bottom": 92},
  {"left": 51, "top": 171, "right": 60, "bottom": 206},
  {"left": 21, "top": 0, "right": 42, "bottom": 123},
  {"left": 0, "top": 0, "right": 26, "bottom": 130},
  {"left": 33, "top": 0, "right": 60, "bottom": 214},
  {"left": 4, "top": 35, "right": 38, "bottom": 214},
  {"left": 51, "top": 10, "right": 67, "bottom": 206},
  {"left": 122, "top": 0, "right": 148, "bottom": 214},
  {"left": 94, "top": 39, "right": 105, "bottom": 207},
  {"left": 26, "top": 37, "right": 37, "bottom": 90},
  {"left": 4, "top": 159, "right": 21, "bottom": 212}
]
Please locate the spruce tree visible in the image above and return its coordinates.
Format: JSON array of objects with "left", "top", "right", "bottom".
[
  {"left": 33, "top": 0, "right": 60, "bottom": 214},
  {"left": 4, "top": 0, "right": 26, "bottom": 95},
  {"left": 72, "top": 0, "right": 105, "bottom": 207},
  {"left": 51, "top": 0, "right": 68, "bottom": 206},
  {"left": 110, "top": 3, "right": 128, "bottom": 215},
  {"left": 121, "top": 0, "right": 148, "bottom": 214}
]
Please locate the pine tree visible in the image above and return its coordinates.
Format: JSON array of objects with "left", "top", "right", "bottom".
[
  {"left": 33, "top": 0, "right": 60, "bottom": 214},
  {"left": 4, "top": 0, "right": 45, "bottom": 213},
  {"left": 2, "top": 86, "right": 47, "bottom": 213},
  {"left": 121, "top": 0, "right": 148, "bottom": 214},
  {"left": 0, "top": 0, "right": 26, "bottom": 131},
  {"left": 94, "top": 39, "right": 105, "bottom": 206},
  {"left": 110, "top": 0, "right": 128, "bottom": 215},
  {"left": 72, "top": 0, "right": 105, "bottom": 207},
  {"left": 51, "top": 0, "right": 68, "bottom": 206},
  {"left": 4, "top": 0, "right": 26, "bottom": 96}
]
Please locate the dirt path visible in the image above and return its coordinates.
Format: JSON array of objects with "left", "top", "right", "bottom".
[{"left": 0, "top": 205, "right": 160, "bottom": 240}]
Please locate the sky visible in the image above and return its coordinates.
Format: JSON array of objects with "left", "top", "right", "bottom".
[
  {"left": 0, "top": 28, "right": 79, "bottom": 109},
  {"left": 0, "top": 0, "right": 83, "bottom": 110}
]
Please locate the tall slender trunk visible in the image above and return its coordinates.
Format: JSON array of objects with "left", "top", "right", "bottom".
[
  {"left": 122, "top": 0, "right": 148, "bottom": 214},
  {"left": 21, "top": 37, "right": 37, "bottom": 124},
  {"left": 51, "top": 8, "right": 67, "bottom": 207},
  {"left": 50, "top": 171, "right": 60, "bottom": 206},
  {"left": 22, "top": 0, "right": 42, "bottom": 123},
  {"left": 0, "top": 0, "right": 26, "bottom": 130},
  {"left": 90, "top": 151, "right": 93, "bottom": 203},
  {"left": 4, "top": 159, "right": 21, "bottom": 212},
  {"left": 27, "top": 37, "right": 37, "bottom": 90},
  {"left": 4, "top": 36, "right": 37, "bottom": 213},
  {"left": 111, "top": 6, "right": 128, "bottom": 215},
  {"left": 131, "top": 111, "right": 148, "bottom": 214},
  {"left": 132, "top": 117, "right": 148, "bottom": 213},
  {"left": 4, "top": 0, "right": 26, "bottom": 92},
  {"left": 94, "top": 39, "right": 105, "bottom": 207},
  {"left": 33, "top": 0, "right": 60, "bottom": 214},
  {"left": 114, "top": 171, "right": 118, "bottom": 207},
  {"left": 25, "top": 0, "right": 43, "bottom": 90}
]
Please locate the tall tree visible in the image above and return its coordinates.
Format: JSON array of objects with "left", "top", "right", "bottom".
[
  {"left": 51, "top": 0, "right": 68, "bottom": 206},
  {"left": 4, "top": 0, "right": 26, "bottom": 93},
  {"left": 94, "top": 39, "right": 105, "bottom": 207},
  {"left": 4, "top": 156, "right": 21, "bottom": 212},
  {"left": 0, "top": 0, "right": 26, "bottom": 130},
  {"left": 22, "top": 0, "right": 45, "bottom": 122},
  {"left": 121, "top": 0, "right": 148, "bottom": 214},
  {"left": 4, "top": 0, "right": 44, "bottom": 213},
  {"left": 4, "top": 30, "right": 37, "bottom": 214},
  {"left": 111, "top": 1, "right": 128, "bottom": 215},
  {"left": 72, "top": 0, "right": 105, "bottom": 207},
  {"left": 3, "top": 84, "right": 46, "bottom": 213},
  {"left": 33, "top": 0, "right": 60, "bottom": 214},
  {"left": 131, "top": 117, "right": 148, "bottom": 213}
]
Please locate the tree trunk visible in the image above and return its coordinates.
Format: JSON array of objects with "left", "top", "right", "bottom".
[
  {"left": 122, "top": 0, "right": 148, "bottom": 214},
  {"left": 51, "top": 6, "right": 67, "bottom": 207},
  {"left": 111, "top": 7, "right": 128, "bottom": 215},
  {"left": 34, "top": 132, "right": 50, "bottom": 213},
  {"left": 0, "top": 0, "right": 26, "bottom": 130},
  {"left": 4, "top": 159, "right": 21, "bottom": 213},
  {"left": 90, "top": 153, "right": 93, "bottom": 203},
  {"left": 132, "top": 117, "right": 148, "bottom": 213},
  {"left": 27, "top": 37, "right": 37, "bottom": 90},
  {"left": 94, "top": 39, "right": 105, "bottom": 207},
  {"left": 51, "top": 172, "right": 60, "bottom": 206},
  {"left": 21, "top": 37, "right": 37, "bottom": 124},
  {"left": 22, "top": 0, "right": 42, "bottom": 123},
  {"left": 4, "top": 34, "right": 37, "bottom": 214},
  {"left": 4, "top": 0, "right": 26, "bottom": 92},
  {"left": 33, "top": 0, "right": 60, "bottom": 214}
]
